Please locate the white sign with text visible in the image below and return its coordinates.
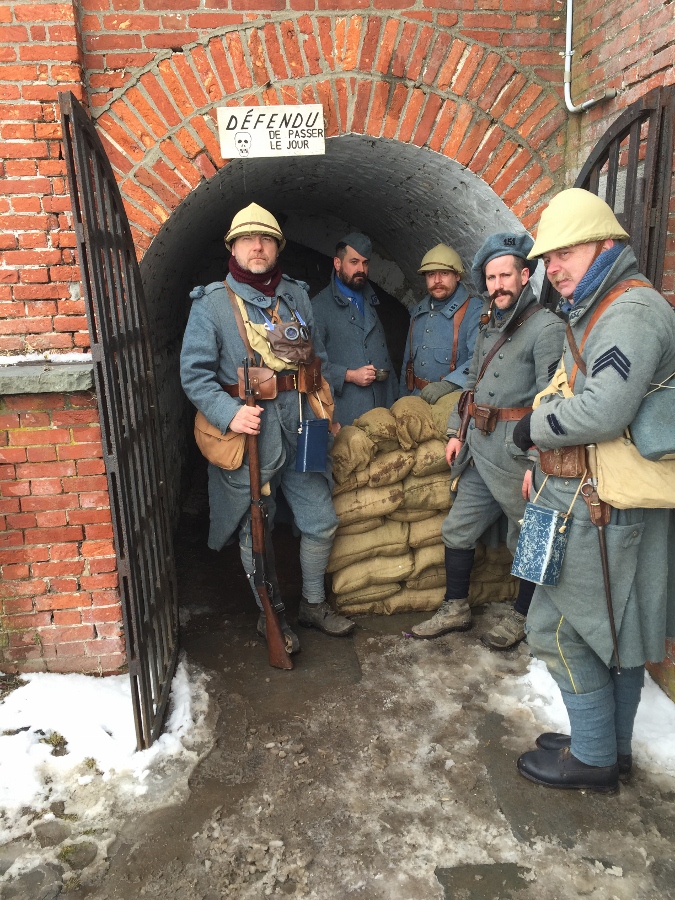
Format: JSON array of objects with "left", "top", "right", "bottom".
[{"left": 217, "top": 104, "right": 325, "bottom": 159}]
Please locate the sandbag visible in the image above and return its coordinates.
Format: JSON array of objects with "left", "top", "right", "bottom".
[
  {"left": 384, "top": 587, "right": 445, "bottom": 614},
  {"left": 333, "top": 483, "right": 404, "bottom": 525},
  {"left": 327, "top": 520, "right": 410, "bottom": 573},
  {"left": 331, "top": 425, "right": 374, "bottom": 484},
  {"left": 411, "top": 543, "right": 445, "bottom": 579},
  {"left": 353, "top": 407, "right": 398, "bottom": 447},
  {"left": 339, "top": 600, "right": 386, "bottom": 616},
  {"left": 331, "top": 552, "right": 414, "bottom": 595},
  {"left": 400, "top": 471, "right": 452, "bottom": 510},
  {"left": 406, "top": 565, "right": 445, "bottom": 591},
  {"left": 431, "top": 390, "right": 462, "bottom": 436},
  {"left": 468, "top": 543, "right": 518, "bottom": 607},
  {"left": 333, "top": 583, "right": 400, "bottom": 609},
  {"left": 413, "top": 439, "right": 450, "bottom": 477},
  {"left": 369, "top": 449, "right": 416, "bottom": 488},
  {"left": 388, "top": 508, "right": 437, "bottom": 522},
  {"left": 374, "top": 439, "right": 400, "bottom": 455},
  {"left": 332, "top": 467, "right": 370, "bottom": 497},
  {"left": 336, "top": 517, "right": 384, "bottom": 536},
  {"left": 390, "top": 396, "right": 443, "bottom": 450},
  {"left": 408, "top": 512, "right": 446, "bottom": 548}
]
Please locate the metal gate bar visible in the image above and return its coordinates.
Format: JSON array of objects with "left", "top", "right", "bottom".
[{"left": 59, "top": 92, "right": 179, "bottom": 750}]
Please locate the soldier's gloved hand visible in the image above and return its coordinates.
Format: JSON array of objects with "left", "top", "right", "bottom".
[
  {"left": 420, "top": 380, "right": 459, "bottom": 405},
  {"left": 513, "top": 411, "right": 534, "bottom": 452}
]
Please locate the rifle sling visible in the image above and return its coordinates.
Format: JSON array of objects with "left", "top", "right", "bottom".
[{"left": 474, "top": 302, "right": 543, "bottom": 388}]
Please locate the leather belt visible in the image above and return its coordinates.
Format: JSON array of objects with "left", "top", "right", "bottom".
[
  {"left": 221, "top": 372, "right": 298, "bottom": 397},
  {"left": 468, "top": 403, "right": 532, "bottom": 422},
  {"left": 413, "top": 375, "right": 430, "bottom": 390}
]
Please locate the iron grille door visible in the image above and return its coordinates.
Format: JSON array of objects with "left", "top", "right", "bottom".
[
  {"left": 59, "top": 91, "right": 179, "bottom": 750},
  {"left": 574, "top": 85, "right": 675, "bottom": 294}
]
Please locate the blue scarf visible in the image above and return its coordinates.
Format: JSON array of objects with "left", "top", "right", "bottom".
[
  {"left": 335, "top": 275, "right": 365, "bottom": 317},
  {"left": 559, "top": 243, "right": 624, "bottom": 314}
]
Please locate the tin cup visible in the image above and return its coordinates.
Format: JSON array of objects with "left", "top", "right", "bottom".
[{"left": 374, "top": 368, "right": 390, "bottom": 382}]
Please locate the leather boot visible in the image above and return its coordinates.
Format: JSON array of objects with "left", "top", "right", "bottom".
[
  {"left": 257, "top": 612, "right": 301, "bottom": 654},
  {"left": 517, "top": 746, "right": 619, "bottom": 792},
  {"left": 411, "top": 598, "right": 471, "bottom": 639},
  {"left": 481, "top": 607, "right": 526, "bottom": 650},
  {"left": 297, "top": 599, "right": 355, "bottom": 636},
  {"left": 535, "top": 732, "right": 632, "bottom": 779}
]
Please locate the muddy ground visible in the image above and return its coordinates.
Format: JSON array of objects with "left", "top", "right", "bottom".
[{"left": 6, "top": 511, "right": 675, "bottom": 900}]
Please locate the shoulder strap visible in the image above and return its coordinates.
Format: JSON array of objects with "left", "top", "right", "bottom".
[
  {"left": 225, "top": 282, "right": 255, "bottom": 362},
  {"left": 406, "top": 314, "right": 415, "bottom": 367},
  {"left": 449, "top": 300, "right": 469, "bottom": 373},
  {"left": 567, "top": 279, "right": 646, "bottom": 390},
  {"left": 475, "top": 302, "right": 543, "bottom": 388}
]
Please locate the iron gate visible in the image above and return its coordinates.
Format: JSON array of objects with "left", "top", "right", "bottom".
[
  {"left": 541, "top": 84, "right": 675, "bottom": 308},
  {"left": 574, "top": 84, "right": 675, "bottom": 293},
  {"left": 59, "top": 91, "right": 179, "bottom": 750}
]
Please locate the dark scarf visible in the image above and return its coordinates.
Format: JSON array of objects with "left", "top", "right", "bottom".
[
  {"left": 559, "top": 243, "right": 625, "bottom": 314},
  {"left": 228, "top": 256, "right": 282, "bottom": 297}
]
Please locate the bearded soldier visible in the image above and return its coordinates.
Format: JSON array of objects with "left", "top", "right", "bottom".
[
  {"left": 399, "top": 244, "right": 483, "bottom": 404},
  {"left": 411, "top": 233, "right": 566, "bottom": 646},
  {"left": 312, "top": 233, "right": 398, "bottom": 426},
  {"left": 512, "top": 189, "right": 675, "bottom": 792},
  {"left": 180, "top": 203, "right": 355, "bottom": 650}
]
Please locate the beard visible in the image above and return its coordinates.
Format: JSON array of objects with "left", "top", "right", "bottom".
[
  {"left": 246, "top": 258, "right": 274, "bottom": 274},
  {"left": 338, "top": 269, "right": 367, "bottom": 291}
]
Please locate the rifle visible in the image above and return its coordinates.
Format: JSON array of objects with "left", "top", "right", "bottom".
[
  {"left": 457, "top": 389, "right": 474, "bottom": 443},
  {"left": 243, "top": 357, "right": 293, "bottom": 670},
  {"left": 582, "top": 444, "right": 621, "bottom": 672}
]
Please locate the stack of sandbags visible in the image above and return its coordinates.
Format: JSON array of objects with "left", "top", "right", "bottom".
[{"left": 329, "top": 396, "right": 519, "bottom": 615}]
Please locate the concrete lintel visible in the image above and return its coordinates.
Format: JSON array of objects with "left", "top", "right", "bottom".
[{"left": 0, "top": 362, "right": 95, "bottom": 395}]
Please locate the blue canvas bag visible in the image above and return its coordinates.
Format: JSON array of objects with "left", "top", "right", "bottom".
[
  {"left": 511, "top": 474, "right": 585, "bottom": 586},
  {"left": 630, "top": 371, "right": 675, "bottom": 461}
]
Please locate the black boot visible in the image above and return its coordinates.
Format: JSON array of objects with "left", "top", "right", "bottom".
[
  {"left": 517, "top": 746, "right": 619, "bottom": 792},
  {"left": 535, "top": 732, "right": 632, "bottom": 779}
]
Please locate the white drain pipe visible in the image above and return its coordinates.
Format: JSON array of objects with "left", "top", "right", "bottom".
[{"left": 564, "top": 0, "right": 617, "bottom": 113}]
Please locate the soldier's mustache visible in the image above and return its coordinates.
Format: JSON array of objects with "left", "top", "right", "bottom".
[{"left": 489, "top": 289, "right": 514, "bottom": 301}]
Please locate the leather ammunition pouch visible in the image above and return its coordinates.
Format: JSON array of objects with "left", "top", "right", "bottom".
[
  {"left": 236, "top": 365, "right": 278, "bottom": 400},
  {"left": 298, "top": 356, "right": 322, "bottom": 393},
  {"left": 471, "top": 403, "right": 499, "bottom": 435},
  {"left": 539, "top": 445, "right": 586, "bottom": 478}
]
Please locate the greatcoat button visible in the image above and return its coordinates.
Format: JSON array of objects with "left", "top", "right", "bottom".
[
  {"left": 494, "top": 372, "right": 499, "bottom": 377},
  {"left": 489, "top": 391, "right": 494, "bottom": 397}
]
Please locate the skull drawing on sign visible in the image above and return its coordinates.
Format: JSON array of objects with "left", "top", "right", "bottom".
[{"left": 235, "top": 132, "right": 251, "bottom": 157}]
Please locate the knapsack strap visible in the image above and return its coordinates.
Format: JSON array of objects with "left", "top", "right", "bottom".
[
  {"left": 225, "top": 282, "right": 256, "bottom": 362},
  {"left": 567, "top": 279, "right": 647, "bottom": 390},
  {"left": 475, "top": 302, "right": 543, "bottom": 388}
]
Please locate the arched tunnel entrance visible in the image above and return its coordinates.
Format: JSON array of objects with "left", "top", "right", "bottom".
[{"left": 139, "top": 134, "right": 532, "bottom": 523}]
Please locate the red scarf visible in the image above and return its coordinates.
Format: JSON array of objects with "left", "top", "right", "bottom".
[{"left": 228, "top": 256, "right": 282, "bottom": 297}]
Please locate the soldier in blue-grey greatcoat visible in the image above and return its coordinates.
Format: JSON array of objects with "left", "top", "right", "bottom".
[
  {"left": 311, "top": 233, "right": 397, "bottom": 426},
  {"left": 180, "top": 203, "right": 354, "bottom": 651},
  {"left": 411, "top": 233, "right": 566, "bottom": 647},
  {"left": 398, "top": 244, "right": 482, "bottom": 404},
  {"left": 511, "top": 189, "right": 675, "bottom": 793}
]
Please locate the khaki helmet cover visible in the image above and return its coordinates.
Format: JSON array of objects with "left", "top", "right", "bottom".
[
  {"left": 528, "top": 188, "right": 629, "bottom": 259},
  {"left": 225, "top": 202, "right": 286, "bottom": 251},
  {"left": 418, "top": 244, "right": 465, "bottom": 276}
]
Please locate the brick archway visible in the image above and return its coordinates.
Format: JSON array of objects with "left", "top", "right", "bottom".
[{"left": 91, "top": 15, "right": 567, "bottom": 254}]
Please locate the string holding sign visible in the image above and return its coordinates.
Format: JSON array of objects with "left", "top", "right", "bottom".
[{"left": 216, "top": 104, "right": 326, "bottom": 159}]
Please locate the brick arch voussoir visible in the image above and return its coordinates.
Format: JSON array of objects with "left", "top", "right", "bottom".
[{"left": 94, "top": 15, "right": 566, "bottom": 250}]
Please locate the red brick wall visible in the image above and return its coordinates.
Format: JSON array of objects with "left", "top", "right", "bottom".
[
  {"left": 0, "top": 0, "right": 87, "bottom": 356},
  {"left": 0, "top": 391, "right": 124, "bottom": 673}
]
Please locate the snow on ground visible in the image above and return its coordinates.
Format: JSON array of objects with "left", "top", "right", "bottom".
[
  {"left": 0, "top": 352, "right": 92, "bottom": 366},
  {"left": 491, "top": 657, "right": 675, "bottom": 776},
  {"left": 0, "top": 656, "right": 212, "bottom": 846}
]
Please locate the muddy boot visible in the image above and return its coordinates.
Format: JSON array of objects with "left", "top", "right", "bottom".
[
  {"left": 257, "top": 612, "right": 301, "bottom": 654},
  {"left": 481, "top": 607, "right": 526, "bottom": 650},
  {"left": 297, "top": 599, "right": 355, "bottom": 636},
  {"left": 517, "top": 746, "right": 619, "bottom": 793},
  {"left": 411, "top": 598, "right": 471, "bottom": 639},
  {"left": 535, "top": 733, "right": 632, "bottom": 780}
]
